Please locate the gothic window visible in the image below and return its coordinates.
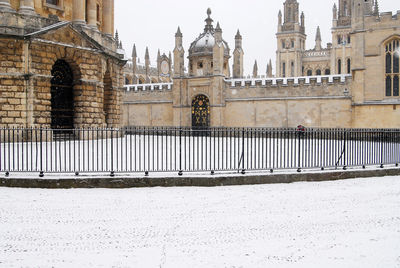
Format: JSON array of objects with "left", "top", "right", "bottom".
[
  {"left": 347, "top": 35, "right": 351, "bottom": 44},
  {"left": 302, "top": 66, "right": 305, "bottom": 75},
  {"left": 198, "top": 62, "right": 203, "bottom": 68},
  {"left": 291, "top": 40, "right": 294, "bottom": 48},
  {"left": 338, "top": 35, "right": 342, "bottom": 45},
  {"left": 282, "top": 62, "right": 286, "bottom": 77},
  {"left": 307, "top": 70, "right": 312, "bottom": 76},
  {"left": 316, "top": 69, "right": 322, "bottom": 76},
  {"left": 282, "top": 40, "right": 285, "bottom": 49},
  {"left": 291, "top": 61, "right": 294, "bottom": 77},
  {"left": 338, "top": 59, "right": 342, "bottom": 74},
  {"left": 385, "top": 39, "right": 400, "bottom": 97},
  {"left": 325, "top": 69, "right": 331, "bottom": 75},
  {"left": 347, "top": 58, "right": 351, "bottom": 74}
]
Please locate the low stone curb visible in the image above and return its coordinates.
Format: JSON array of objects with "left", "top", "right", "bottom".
[{"left": 1, "top": 167, "right": 400, "bottom": 189}]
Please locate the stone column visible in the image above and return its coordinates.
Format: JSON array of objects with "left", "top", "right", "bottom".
[
  {"left": 0, "top": 0, "right": 13, "bottom": 11},
  {"left": 19, "top": 0, "right": 35, "bottom": 14},
  {"left": 102, "top": 0, "right": 112, "bottom": 36},
  {"left": 87, "top": 0, "right": 97, "bottom": 28},
  {"left": 72, "top": 0, "right": 86, "bottom": 25}
]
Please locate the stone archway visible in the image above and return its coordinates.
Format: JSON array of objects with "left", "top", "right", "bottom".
[
  {"left": 191, "top": 95, "right": 210, "bottom": 128},
  {"left": 50, "top": 59, "right": 74, "bottom": 129}
]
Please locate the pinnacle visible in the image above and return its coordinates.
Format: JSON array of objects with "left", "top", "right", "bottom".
[
  {"left": 316, "top": 26, "right": 321, "bottom": 41},
  {"left": 145, "top": 47, "right": 149, "bottom": 59},
  {"left": 132, "top": 44, "right": 137, "bottom": 58},
  {"left": 215, "top": 22, "right": 222, "bottom": 32},
  {"left": 175, "top": 26, "right": 182, "bottom": 37},
  {"left": 235, "top": 29, "right": 242, "bottom": 39}
]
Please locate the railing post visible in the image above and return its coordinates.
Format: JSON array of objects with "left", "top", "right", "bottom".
[
  {"left": 241, "top": 128, "right": 245, "bottom": 174},
  {"left": 110, "top": 129, "right": 114, "bottom": 177},
  {"left": 178, "top": 127, "right": 183, "bottom": 176},
  {"left": 39, "top": 128, "right": 44, "bottom": 178},
  {"left": 380, "top": 130, "right": 384, "bottom": 168}
]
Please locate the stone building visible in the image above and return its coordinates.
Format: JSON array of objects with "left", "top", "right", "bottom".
[
  {"left": 0, "top": 0, "right": 125, "bottom": 130},
  {"left": 123, "top": 45, "right": 172, "bottom": 85},
  {"left": 123, "top": 0, "right": 400, "bottom": 129}
]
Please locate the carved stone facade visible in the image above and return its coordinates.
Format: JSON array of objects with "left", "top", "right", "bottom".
[
  {"left": 0, "top": 0, "right": 125, "bottom": 129},
  {"left": 123, "top": 1, "right": 400, "bottom": 129}
]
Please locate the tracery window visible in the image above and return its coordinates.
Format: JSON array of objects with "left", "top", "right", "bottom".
[
  {"left": 338, "top": 59, "right": 342, "bottom": 74},
  {"left": 307, "top": 70, "right": 312, "bottom": 76},
  {"left": 347, "top": 58, "right": 351, "bottom": 74},
  {"left": 316, "top": 69, "right": 321, "bottom": 76},
  {"left": 385, "top": 39, "right": 400, "bottom": 97},
  {"left": 325, "top": 69, "right": 331, "bottom": 75}
]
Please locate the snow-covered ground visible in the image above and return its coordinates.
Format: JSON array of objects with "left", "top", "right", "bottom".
[{"left": 0, "top": 177, "right": 400, "bottom": 267}]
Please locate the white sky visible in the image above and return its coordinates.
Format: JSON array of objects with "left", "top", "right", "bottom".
[{"left": 115, "top": 0, "right": 398, "bottom": 76}]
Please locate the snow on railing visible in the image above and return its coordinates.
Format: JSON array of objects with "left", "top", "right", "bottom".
[
  {"left": 124, "top": 82, "right": 173, "bottom": 92},
  {"left": 225, "top": 74, "right": 351, "bottom": 87}
]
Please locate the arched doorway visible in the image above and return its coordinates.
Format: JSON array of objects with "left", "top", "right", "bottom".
[
  {"left": 50, "top": 60, "right": 74, "bottom": 129},
  {"left": 191, "top": 95, "right": 210, "bottom": 128}
]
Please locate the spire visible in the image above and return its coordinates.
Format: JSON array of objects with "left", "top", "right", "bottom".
[
  {"left": 267, "top": 59, "right": 273, "bottom": 78},
  {"left": 132, "top": 44, "right": 137, "bottom": 58},
  {"left": 235, "top": 29, "right": 242, "bottom": 40},
  {"left": 175, "top": 26, "right": 182, "bottom": 37},
  {"left": 300, "top": 11, "right": 305, "bottom": 27},
  {"left": 253, "top": 60, "right": 258, "bottom": 78},
  {"left": 119, "top": 41, "right": 123, "bottom": 49},
  {"left": 145, "top": 47, "right": 150, "bottom": 61},
  {"left": 315, "top": 26, "right": 322, "bottom": 50},
  {"left": 157, "top": 49, "right": 161, "bottom": 59},
  {"left": 315, "top": 26, "right": 321, "bottom": 41},
  {"left": 215, "top": 22, "right": 221, "bottom": 32},
  {"left": 204, "top": 8, "right": 214, "bottom": 32},
  {"left": 114, "top": 30, "right": 119, "bottom": 45},
  {"left": 373, "top": 0, "right": 379, "bottom": 16},
  {"left": 278, "top": 10, "right": 282, "bottom": 25},
  {"left": 333, "top": 3, "right": 338, "bottom": 20}
]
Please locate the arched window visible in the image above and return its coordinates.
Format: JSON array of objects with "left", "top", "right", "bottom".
[
  {"left": 325, "top": 69, "right": 331, "bottom": 75},
  {"left": 338, "top": 59, "right": 342, "bottom": 74},
  {"left": 316, "top": 69, "right": 321, "bottom": 76},
  {"left": 307, "top": 70, "right": 312, "bottom": 76},
  {"left": 347, "top": 58, "right": 351, "bottom": 74},
  {"left": 385, "top": 39, "right": 400, "bottom": 97}
]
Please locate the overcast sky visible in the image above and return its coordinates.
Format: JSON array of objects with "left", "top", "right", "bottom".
[{"left": 115, "top": 0, "right": 398, "bottom": 76}]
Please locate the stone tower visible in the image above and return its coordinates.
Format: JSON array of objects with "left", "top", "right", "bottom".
[
  {"left": 276, "top": 0, "right": 306, "bottom": 77},
  {"left": 233, "top": 30, "right": 244, "bottom": 78}
]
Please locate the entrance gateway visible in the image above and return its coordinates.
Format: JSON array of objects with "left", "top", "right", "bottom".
[{"left": 191, "top": 95, "right": 210, "bottom": 128}]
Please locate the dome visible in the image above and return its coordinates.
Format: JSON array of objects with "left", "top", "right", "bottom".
[{"left": 188, "top": 9, "right": 230, "bottom": 58}]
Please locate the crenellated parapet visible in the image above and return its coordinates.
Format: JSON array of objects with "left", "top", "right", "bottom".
[
  {"left": 225, "top": 74, "right": 351, "bottom": 88},
  {"left": 124, "top": 82, "right": 173, "bottom": 92}
]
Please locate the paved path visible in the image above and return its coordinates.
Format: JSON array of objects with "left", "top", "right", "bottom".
[{"left": 0, "top": 177, "right": 400, "bottom": 267}]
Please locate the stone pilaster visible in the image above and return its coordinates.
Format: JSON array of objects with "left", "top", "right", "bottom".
[
  {"left": 72, "top": 0, "right": 86, "bottom": 25},
  {"left": 19, "top": 0, "right": 35, "bottom": 14}
]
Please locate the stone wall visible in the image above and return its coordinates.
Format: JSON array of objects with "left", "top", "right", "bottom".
[{"left": 122, "top": 75, "right": 352, "bottom": 128}]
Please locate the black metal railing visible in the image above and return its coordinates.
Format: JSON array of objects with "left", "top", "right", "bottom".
[{"left": 1, "top": 127, "right": 399, "bottom": 176}]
